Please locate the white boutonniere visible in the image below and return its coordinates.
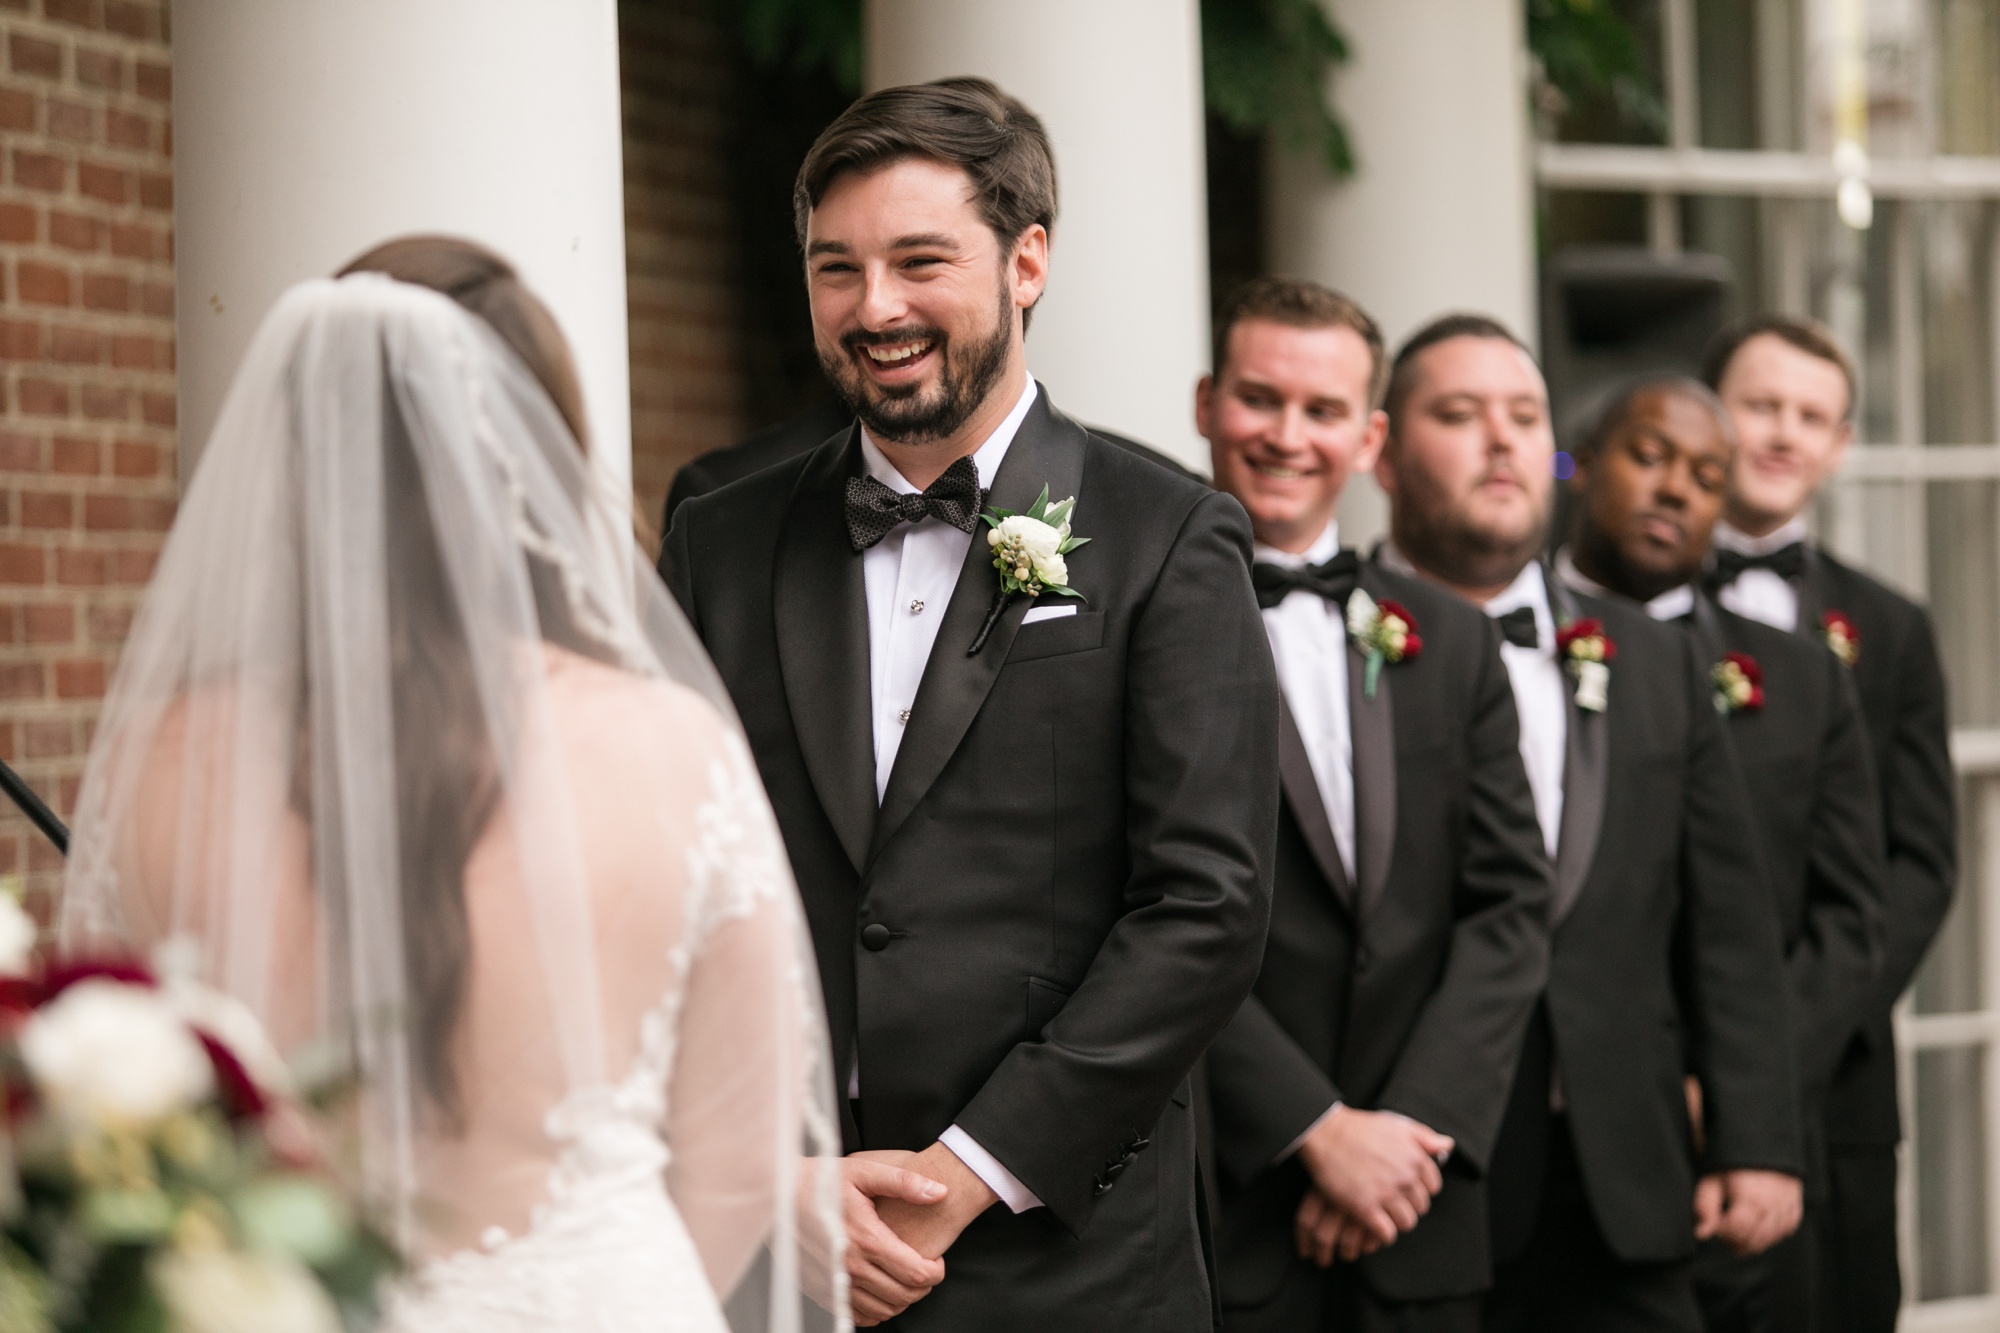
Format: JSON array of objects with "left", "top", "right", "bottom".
[
  {"left": 1344, "top": 589, "right": 1421, "bottom": 698},
  {"left": 1555, "top": 618, "right": 1615, "bottom": 713},
  {"left": 969, "top": 486, "right": 1090, "bottom": 654}
]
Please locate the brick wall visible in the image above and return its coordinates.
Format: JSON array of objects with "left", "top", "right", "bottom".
[
  {"left": 621, "top": 0, "right": 747, "bottom": 537},
  {"left": 0, "top": 0, "right": 174, "bottom": 920}
]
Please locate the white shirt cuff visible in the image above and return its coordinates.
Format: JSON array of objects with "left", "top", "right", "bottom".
[
  {"left": 939, "top": 1124, "right": 1044, "bottom": 1213},
  {"left": 1281, "top": 1102, "right": 1343, "bottom": 1163}
]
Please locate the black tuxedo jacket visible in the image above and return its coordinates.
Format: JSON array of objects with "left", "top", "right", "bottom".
[
  {"left": 1203, "top": 566, "right": 1553, "bottom": 1311},
  {"left": 1487, "top": 587, "right": 1801, "bottom": 1267},
  {"left": 1685, "top": 596, "right": 1885, "bottom": 1194},
  {"left": 1785, "top": 550, "right": 1957, "bottom": 1148},
  {"left": 665, "top": 388, "right": 1278, "bottom": 1331}
]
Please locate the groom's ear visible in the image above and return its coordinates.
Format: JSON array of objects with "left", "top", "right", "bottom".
[{"left": 1010, "top": 224, "right": 1050, "bottom": 330}]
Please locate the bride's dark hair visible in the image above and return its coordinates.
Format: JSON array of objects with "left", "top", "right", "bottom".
[{"left": 322, "top": 236, "right": 600, "bottom": 1125}]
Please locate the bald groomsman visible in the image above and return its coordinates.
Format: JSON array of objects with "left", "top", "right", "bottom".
[
  {"left": 1703, "top": 319, "right": 1955, "bottom": 1333},
  {"left": 1554, "top": 374, "right": 1885, "bottom": 1333},
  {"left": 1373, "top": 317, "right": 1802, "bottom": 1333},
  {"left": 1197, "top": 281, "right": 1553, "bottom": 1333}
]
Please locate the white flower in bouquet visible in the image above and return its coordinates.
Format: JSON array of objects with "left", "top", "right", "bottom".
[
  {"left": 19, "top": 978, "right": 214, "bottom": 1124},
  {"left": 153, "top": 1247, "right": 343, "bottom": 1333},
  {"left": 0, "top": 882, "right": 37, "bottom": 977},
  {"left": 989, "top": 513, "right": 1068, "bottom": 587}
]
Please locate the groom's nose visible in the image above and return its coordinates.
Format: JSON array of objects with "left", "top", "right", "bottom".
[{"left": 856, "top": 262, "right": 912, "bottom": 332}]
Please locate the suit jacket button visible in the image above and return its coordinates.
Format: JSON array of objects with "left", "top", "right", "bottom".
[
  {"left": 1103, "top": 1160, "right": 1128, "bottom": 1181},
  {"left": 861, "top": 923, "right": 892, "bottom": 951},
  {"left": 1092, "top": 1178, "right": 1113, "bottom": 1198}
]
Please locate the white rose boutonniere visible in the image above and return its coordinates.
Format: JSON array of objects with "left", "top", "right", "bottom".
[{"left": 969, "top": 486, "right": 1090, "bottom": 654}]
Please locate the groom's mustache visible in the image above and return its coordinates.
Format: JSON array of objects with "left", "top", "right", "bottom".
[{"left": 843, "top": 324, "right": 947, "bottom": 354}]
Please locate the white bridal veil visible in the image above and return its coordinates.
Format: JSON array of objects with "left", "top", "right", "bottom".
[{"left": 59, "top": 274, "right": 844, "bottom": 1330}]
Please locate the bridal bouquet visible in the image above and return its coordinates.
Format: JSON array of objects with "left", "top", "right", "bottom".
[{"left": 0, "top": 883, "right": 396, "bottom": 1333}]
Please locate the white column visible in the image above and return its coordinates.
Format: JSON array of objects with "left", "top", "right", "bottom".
[
  {"left": 1267, "top": 0, "right": 1536, "bottom": 545},
  {"left": 866, "top": 0, "right": 1212, "bottom": 473},
  {"left": 172, "top": 0, "right": 632, "bottom": 494}
]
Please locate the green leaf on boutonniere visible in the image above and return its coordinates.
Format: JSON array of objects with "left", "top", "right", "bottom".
[{"left": 970, "top": 484, "right": 1090, "bottom": 653}]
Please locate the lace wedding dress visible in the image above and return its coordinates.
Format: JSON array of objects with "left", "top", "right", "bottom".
[{"left": 60, "top": 275, "right": 846, "bottom": 1333}]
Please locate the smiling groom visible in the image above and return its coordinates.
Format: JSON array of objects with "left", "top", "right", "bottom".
[{"left": 664, "top": 79, "right": 1279, "bottom": 1330}]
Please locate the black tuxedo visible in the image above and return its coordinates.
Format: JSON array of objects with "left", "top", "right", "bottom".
[
  {"left": 1484, "top": 587, "right": 1801, "bottom": 1333},
  {"left": 665, "top": 388, "right": 1279, "bottom": 1331},
  {"left": 1203, "top": 566, "right": 1552, "bottom": 1331}
]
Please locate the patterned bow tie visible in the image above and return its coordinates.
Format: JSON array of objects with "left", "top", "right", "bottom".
[
  {"left": 1709, "top": 542, "right": 1806, "bottom": 587},
  {"left": 1494, "top": 605, "right": 1540, "bottom": 649},
  {"left": 1252, "top": 550, "right": 1362, "bottom": 610},
  {"left": 844, "top": 455, "right": 985, "bottom": 552}
]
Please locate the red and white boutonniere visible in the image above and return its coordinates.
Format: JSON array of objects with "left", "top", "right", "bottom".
[
  {"left": 1346, "top": 590, "right": 1420, "bottom": 698},
  {"left": 1822, "top": 610, "right": 1861, "bottom": 667},
  {"left": 1712, "top": 651, "right": 1765, "bottom": 713},
  {"left": 1555, "top": 618, "right": 1616, "bottom": 712}
]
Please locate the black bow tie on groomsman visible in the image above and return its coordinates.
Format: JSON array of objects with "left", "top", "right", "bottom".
[
  {"left": 1708, "top": 541, "right": 1806, "bottom": 587},
  {"left": 844, "top": 454, "right": 986, "bottom": 551},
  {"left": 1252, "top": 549, "right": 1362, "bottom": 610},
  {"left": 1493, "top": 606, "right": 1540, "bottom": 650}
]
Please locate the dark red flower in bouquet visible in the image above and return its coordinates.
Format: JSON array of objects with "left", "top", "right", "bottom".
[
  {"left": 1712, "top": 651, "right": 1765, "bottom": 713},
  {"left": 1555, "top": 618, "right": 1617, "bottom": 662},
  {"left": 1373, "top": 600, "right": 1421, "bottom": 660},
  {"left": 195, "top": 1029, "right": 270, "bottom": 1122},
  {"left": 41, "top": 957, "right": 156, "bottom": 998},
  {"left": 1822, "top": 610, "right": 1861, "bottom": 667}
]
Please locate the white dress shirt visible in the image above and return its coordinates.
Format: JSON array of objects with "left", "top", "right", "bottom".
[
  {"left": 855, "top": 373, "right": 1044, "bottom": 1213},
  {"left": 1258, "top": 523, "right": 1356, "bottom": 884},
  {"left": 1555, "top": 547, "right": 1694, "bottom": 622},
  {"left": 1712, "top": 516, "right": 1809, "bottom": 632}
]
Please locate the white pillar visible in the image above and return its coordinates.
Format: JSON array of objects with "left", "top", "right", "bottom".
[
  {"left": 866, "top": 0, "right": 1212, "bottom": 473},
  {"left": 1268, "top": 0, "right": 1536, "bottom": 545},
  {"left": 172, "top": 0, "right": 632, "bottom": 495}
]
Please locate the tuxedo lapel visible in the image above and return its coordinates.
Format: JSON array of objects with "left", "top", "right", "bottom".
[
  {"left": 1549, "top": 573, "right": 1607, "bottom": 925},
  {"left": 872, "top": 392, "right": 1088, "bottom": 862},
  {"left": 1795, "top": 548, "right": 1826, "bottom": 641},
  {"left": 1348, "top": 574, "right": 1397, "bottom": 923},
  {"left": 774, "top": 427, "right": 877, "bottom": 874},
  {"left": 1276, "top": 693, "right": 1354, "bottom": 909}
]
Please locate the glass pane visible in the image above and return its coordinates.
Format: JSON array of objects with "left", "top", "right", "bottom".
[
  {"left": 1916, "top": 1044, "right": 1990, "bottom": 1301},
  {"left": 1817, "top": 479, "right": 1926, "bottom": 599},
  {"left": 1915, "top": 776, "right": 1989, "bottom": 1013},
  {"left": 1928, "top": 479, "right": 2000, "bottom": 725},
  {"left": 1920, "top": 201, "right": 1997, "bottom": 446},
  {"left": 1934, "top": 0, "right": 2000, "bottom": 154}
]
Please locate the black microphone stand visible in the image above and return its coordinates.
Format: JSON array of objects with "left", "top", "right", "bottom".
[{"left": 0, "top": 758, "right": 66, "bottom": 857}]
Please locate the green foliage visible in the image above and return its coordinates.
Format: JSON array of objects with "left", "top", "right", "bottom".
[
  {"left": 727, "top": 0, "right": 864, "bottom": 93},
  {"left": 1202, "top": 0, "right": 1353, "bottom": 176},
  {"left": 1526, "top": 0, "right": 1665, "bottom": 139}
]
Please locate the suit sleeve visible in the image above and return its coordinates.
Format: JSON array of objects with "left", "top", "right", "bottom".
[
  {"left": 951, "top": 490, "right": 1280, "bottom": 1234},
  {"left": 1788, "top": 650, "right": 1887, "bottom": 1100},
  {"left": 1869, "top": 607, "right": 1957, "bottom": 1016},
  {"left": 662, "top": 496, "right": 699, "bottom": 627},
  {"left": 1677, "top": 635, "right": 1805, "bottom": 1175},
  {"left": 1204, "top": 993, "right": 1343, "bottom": 1189},
  {"left": 1376, "top": 620, "right": 1553, "bottom": 1174}
]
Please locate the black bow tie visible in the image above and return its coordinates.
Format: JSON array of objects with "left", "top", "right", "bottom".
[
  {"left": 844, "top": 455, "right": 985, "bottom": 551},
  {"left": 1494, "top": 605, "right": 1540, "bottom": 650},
  {"left": 1710, "top": 542, "right": 1806, "bottom": 587},
  {"left": 1252, "top": 550, "right": 1362, "bottom": 610}
]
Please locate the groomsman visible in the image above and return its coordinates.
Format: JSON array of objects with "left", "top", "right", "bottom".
[
  {"left": 1198, "top": 280, "right": 1553, "bottom": 1333},
  {"left": 1554, "top": 374, "right": 1886, "bottom": 1331},
  {"left": 666, "top": 78, "right": 1277, "bottom": 1330},
  {"left": 1703, "top": 319, "right": 1956, "bottom": 1333},
  {"left": 1372, "top": 317, "right": 1803, "bottom": 1333}
]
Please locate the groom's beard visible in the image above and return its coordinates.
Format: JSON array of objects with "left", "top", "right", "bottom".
[{"left": 820, "top": 283, "right": 1015, "bottom": 447}]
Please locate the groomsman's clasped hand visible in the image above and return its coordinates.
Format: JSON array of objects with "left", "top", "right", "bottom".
[{"left": 1292, "top": 1106, "right": 1455, "bottom": 1264}]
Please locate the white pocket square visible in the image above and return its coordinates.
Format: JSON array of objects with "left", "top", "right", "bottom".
[{"left": 1022, "top": 604, "right": 1079, "bottom": 625}]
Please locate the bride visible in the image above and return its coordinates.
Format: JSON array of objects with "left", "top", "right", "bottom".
[{"left": 57, "top": 242, "right": 847, "bottom": 1332}]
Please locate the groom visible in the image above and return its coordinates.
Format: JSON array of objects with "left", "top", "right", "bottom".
[{"left": 665, "top": 78, "right": 1279, "bottom": 1330}]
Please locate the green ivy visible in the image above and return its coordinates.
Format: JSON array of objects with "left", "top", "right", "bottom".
[{"left": 1526, "top": 0, "right": 1664, "bottom": 139}]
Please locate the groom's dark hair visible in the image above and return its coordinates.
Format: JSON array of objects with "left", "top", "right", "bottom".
[{"left": 795, "top": 77, "right": 1057, "bottom": 321}]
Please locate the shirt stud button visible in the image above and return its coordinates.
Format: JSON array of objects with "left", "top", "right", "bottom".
[
  {"left": 898, "top": 708, "right": 912, "bottom": 723},
  {"left": 909, "top": 598, "right": 925, "bottom": 614}
]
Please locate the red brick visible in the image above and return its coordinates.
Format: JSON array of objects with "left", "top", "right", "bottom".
[
  {"left": 107, "top": 2, "right": 157, "bottom": 41},
  {"left": 15, "top": 261, "right": 70, "bottom": 307},
  {"left": 79, "top": 272, "right": 127, "bottom": 311},
  {"left": 11, "top": 150, "right": 65, "bottom": 193},
  {"left": 107, "top": 222, "right": 158, "bottom": 260},
  {"left": 79, "top": 383, "right": 127, "bottom": 418},
  {"left": 22, "top": 604, "right": 74, "bottom": 644},
  {"left": 0, "top": 544, "right": 46, "bottom": 584},
  {"left": 105, "top": 109, "right": 148, "bottom": 151},
  {"left": 19, "top": 492, "right": 71, "bottom": 528},
  {"left": 86, "top": 602, "right": 130, "bottom": 641},
  {"left": 28, "top": 838, "right": 63, "bottom": 872},
  {"left": 0, "top": 609, "right": 14, "bottom": 647},
  {"left": 110, "top": 334, "right": 161, "bottom": 370},
  {"left": 74, "top": 47, "right": 122, "bottom": 91},
  {"left": 55, "top": 659, "right": 106, "bottom": 699},
  {"left": 0, "top": 319, "right": 41, "bottom": 360},
  {"left": 0, "top": 663, "right": 44, "bottom": 698},
  {"left": 46, "top": 0, "right": 101, "bottom": 27},
  {"left": 46, "top": 99, "right": 92, "bottom": 144},
  {"left": 23, "top": 721, "right": 71, "bottom": 759},
  {"left": 139, "top": 390, "right": 171, "bottom": 425},
  {"left": 0, "top": 432, "right": 41, "bottom": 471},
  {"left": 111, "top": 437, "right": 158, "bottom": 477},
  {"left": 0, "top": 87, "right": 33, "bottom": 131},
  {"left": 16, "top": 378, "right": 68, "bottom": 416},
  {"left": 49, "top": 326, "right": 100, "bottom": 364},
  {"left": 47, "top": 211, "right": 101, "bottom": 252},
  {"left": 132, "top": 57, "right": 167, "bottom": 100},
  {"left": 112, "top": 549, "right": 153, "bottom": 583},
  {"left": 53, "top": 547, "right": 106, "bottom": 585},
  {"left": 0, "top": 202, "right": 36, "bottom": 243},
  {"left": 139, "top": 281, "right": 170, "bottom": 317},
  {"left": 49, "top": 436, "right": 96, "bottom": 474},
  {"left": 77, "top": 160, "right": 128, "bottom": 205},
  {"left": 9, "top": 34, "right": 60, "bottom": 79},
  {"left": 82, "top": 493, "right": 129, "bottom": 528},
  {"left": 137, "top": 171, "right": 169, "bottom": 211},
  {"left": 0, "top": 837, "right": 16, "bottom": 875}
]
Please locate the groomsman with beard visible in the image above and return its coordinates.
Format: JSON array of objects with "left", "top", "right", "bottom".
[
  {"left": 1553, "top": 375, "right": 1886, "bottom": 1332},
  {"left": 1702, "top": 319, "right": 1956, "bottom": 1333},
  {"left": 1198, "top": 279, "right": 1553, "bottom": 1333},
  {"left": 1370, "top": 318, "right": 1804, "bottom": 1333},
  {"left": 666, "top": 79, "right": 1278, "bottom": 1330}
]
